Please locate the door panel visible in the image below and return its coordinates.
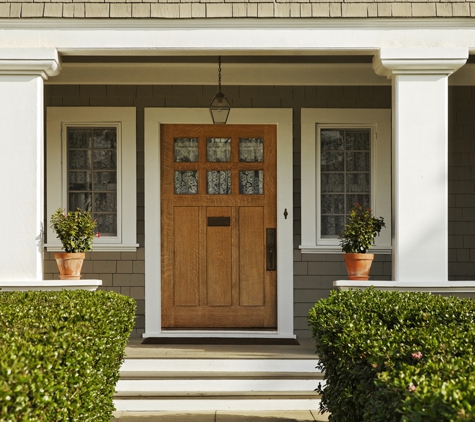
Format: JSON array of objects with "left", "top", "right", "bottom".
[
  {"left": 239, "top": 207, "right": 265, "bottom": 307},
  {"left": 161, "top": 124, "right": 277, "bottom": 329}
]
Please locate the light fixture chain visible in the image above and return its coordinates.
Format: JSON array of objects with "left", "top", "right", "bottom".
[{"left": 218, "top": 56, "right": 222, "bottom": 91}]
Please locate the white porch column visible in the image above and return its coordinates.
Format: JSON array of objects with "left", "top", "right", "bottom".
[
  {"left": 0, "top": 49, "right": 61, "bottom": 281},
  {"left": 373, "top": 48, "right": 467, "bottom": 282}
]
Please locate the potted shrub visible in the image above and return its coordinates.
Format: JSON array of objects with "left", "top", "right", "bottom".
[
  {"left": 339, "top": 203, "right": 385, "bottom": 280},
  {"left": 50, "top": 208, "right": 99, "bottom": 280}
]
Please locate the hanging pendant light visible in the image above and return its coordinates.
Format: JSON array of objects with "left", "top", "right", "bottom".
[{"left": 209, "top": 56, "right": 231, "bottom": 124}]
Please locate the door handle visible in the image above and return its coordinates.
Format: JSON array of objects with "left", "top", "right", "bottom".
[{"left": 266, "top": 228, "right": 276, "bottom": 271}]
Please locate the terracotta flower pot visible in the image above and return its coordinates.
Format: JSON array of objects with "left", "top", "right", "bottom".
[
  {"left": 54, "top": 252, "right": 85, "bottom": 280},
  {"left": 344, "top": 253, "right": 374, "bottom": 281}
]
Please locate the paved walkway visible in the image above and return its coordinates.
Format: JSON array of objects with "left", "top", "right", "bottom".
[{"left": 113, "top": 410, "right": 329, "bottom": 421}]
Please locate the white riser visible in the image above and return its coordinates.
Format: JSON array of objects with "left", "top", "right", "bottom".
[
  {"left": 117, "top": 378, "right": 322, "bottom": 392},
  {"left": 114, "top": 398, "right": 322, "bottom": 412},
  {"left": 120, "top": 359, "right": 321, "bottom": 373}
]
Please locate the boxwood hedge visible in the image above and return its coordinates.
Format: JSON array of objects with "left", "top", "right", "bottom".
[
  {"left": 308, "top": 288, "right": 475, "bottom": 422},
  {"left": 0, "top": 290, "right": 136, "bottom": 422}
]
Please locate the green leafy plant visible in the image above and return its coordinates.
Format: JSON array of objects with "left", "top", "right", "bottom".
[
  {"left": 50, "top": 207, "right": 98, "bottom": 252},
  {"left": 308, "top": 288, "right": 475, "bottom": 422},
  {"left": 0, "top": 290, "right": 136, "bottom": 421},
  {"left": 339, "top": 203, "right": 385, "bottom": 253}
]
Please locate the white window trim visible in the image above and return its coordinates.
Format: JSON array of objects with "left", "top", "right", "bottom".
[
  {"left": 300, "top": 108, "right": 392, "bottom": 254},
  {"left": 46, "top": 107, "right": 138, "bottom": 252}
]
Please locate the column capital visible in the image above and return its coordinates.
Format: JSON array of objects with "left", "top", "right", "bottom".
[
  {"left": 373, "top": 47, "right": 468, "bottom": 78},
  {"left": 0, "top": 48, "right": 61, "bottom": 80}
]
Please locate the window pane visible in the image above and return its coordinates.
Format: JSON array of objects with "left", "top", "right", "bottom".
[
  {"left": 321, "top": 130, "right": 344, "bottom": 151},
  {"left": 346, "top": 151, "right": 370, "bottom": 172},
  {"left": 175, "top": 170, "right": 198, "bottom": 194},
  {"left": 67, "top": 126, "right": 118, "bottom": 236},
  {"left": 93, "top": 150, "right": 116, "bottom": 170},
  {"left": 68, "top": 128, "right": 92, "bottom": 149},
  {"left": 321, "top": 151, "right": 344, "bottom": 172},
  {"left": 346, "top": 173, "right": 370, "bottom": 193},
  {"left": 321, "top": 215, "right": 345, "bottom": 237},
  {"left": 69, "top": 192, "right": 92, "bottom": 213},
  {"left": 95, "top": 214, "right": 117, "bottom": 236},
  {"left": 174, "top": 138, "right": 198, "bottom": 162},
  {"left": 68, "top": 150, "right": 93, "bottom": 170},
  {"left": 93, "top": 171, "right": 117, "bottom": 191},
  {"left": 207, "top": 138, "right": 231, "bottom": 162},
  {"left": 93, "top": 192, "right": 117, "bottom": 213},
  {"left": 207, "top": 171, "right": 231, "bottom": 194},
  {"left": 69, "top": 171, "right": 92, "bottom": 191},
  {"left": 346, "top": 130, "right": 370, "bottom": 150},
  {"left": 239, "top": 138, "right": 263, "bottom": 162},
  {"left": 93, "top": 128, "right": 117, "bottom": 149},
  {"left": 346, "top": 195, "right": 370, "bottom": 212},
  {"left": 321, "top": 194, "right": 345, "bottom": 214},
  {"left": 321, "top": 173, "right": 344, "bottom": 193},
  {"left": 240, "top": 170, "right": 263, "bottom": 194}
]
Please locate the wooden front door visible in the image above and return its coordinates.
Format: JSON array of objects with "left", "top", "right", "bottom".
[{"left": 161, "top": 124, "right": 277, "bottom": 329}]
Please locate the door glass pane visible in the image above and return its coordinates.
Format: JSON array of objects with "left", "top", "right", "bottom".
[
  {"left": 239, "top": 171, "right": 263, "bottom": 194},
  {"left": 207, "top": 138, "right": 231, "bottom": 162},
  {"left": 239, "top": 138, "right": 263, "bottom": 162},
  {"left": 174, "top": 138, "right": 198, "bottom": 162},
  {"left": 175, "top": 170, "right": 198, "bottom": 194},
  {"left": 207, "top": 171, "right": 231, "bottom": 194}
]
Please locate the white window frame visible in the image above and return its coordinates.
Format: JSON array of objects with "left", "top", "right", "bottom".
[
  {"left": 46, "top": 107, "right": 138, "bottom": 252},
  {"left": 300, "top": 108, "right": 392, "bottom": 254}
]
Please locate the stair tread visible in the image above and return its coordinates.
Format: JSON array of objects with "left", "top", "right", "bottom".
[
  {"left": 115, "top": 391, "right": 321, "bottom": 398},
  {"left": 119, "top": 371, "right": 323, "bottom": 379}
]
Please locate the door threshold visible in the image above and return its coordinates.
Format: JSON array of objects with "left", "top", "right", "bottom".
[{"left": 143, "top": 331, "right": 296, "bottom": 340}]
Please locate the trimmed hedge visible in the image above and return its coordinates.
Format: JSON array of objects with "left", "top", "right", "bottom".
[
  {"left": 0, "top": 290, "right": 136, "bottom": 421},
  {"left": 308, "top": 288, "right": 475, "bottom": 422}
]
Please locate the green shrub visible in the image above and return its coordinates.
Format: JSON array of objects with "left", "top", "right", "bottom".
[
  {"left": 308, "top": 288, "right": 475, "bottom": 422},
  {"left": 0, "top": 290, "right": 136, "bottom": 421}
]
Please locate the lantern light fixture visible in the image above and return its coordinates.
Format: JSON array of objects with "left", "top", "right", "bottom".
[{"left": 209, "top": 56, "right": 231, "bottom": 124}]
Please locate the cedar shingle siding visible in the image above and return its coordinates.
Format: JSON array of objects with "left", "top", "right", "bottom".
[{"left": 2, "top": 0, "right": 473, "bottom": 19}]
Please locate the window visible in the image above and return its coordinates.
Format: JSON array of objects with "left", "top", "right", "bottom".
[
  {"left": 46, "top": 108, "right": 138, "bottom": 252},
  {"left": 300, "top": 109, "right": 391, "bottom": 253}
]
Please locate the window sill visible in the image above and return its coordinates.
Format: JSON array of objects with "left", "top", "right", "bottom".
[
  {"left": 299, "top": 245, "right": 392, "bottom": 254},
  {"left": 45, "top": 244, "right": 139, "bottom": 253}
]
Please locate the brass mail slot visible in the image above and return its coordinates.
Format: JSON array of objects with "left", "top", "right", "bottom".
[{"left": 207, "top": 217, "right": 231, "bottom": 227}]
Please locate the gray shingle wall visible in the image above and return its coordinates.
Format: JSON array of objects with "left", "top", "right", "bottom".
[
  {"left": 44, "top": 84, "right": 473, "bottom": 340},
  {"left": 2, "top": 1, "right": 473, "bottom": 19},
  {"left": 449, "top": 86, "right": 475, "bottom": 283}
]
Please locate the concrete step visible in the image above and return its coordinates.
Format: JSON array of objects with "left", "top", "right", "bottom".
[{"left": 114, "top": 358, "right": 323, "bottom": 412}]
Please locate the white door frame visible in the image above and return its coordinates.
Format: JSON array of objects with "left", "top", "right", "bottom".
[{"left": 144, "top": 108, "right": 294, "bottom": 338}]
